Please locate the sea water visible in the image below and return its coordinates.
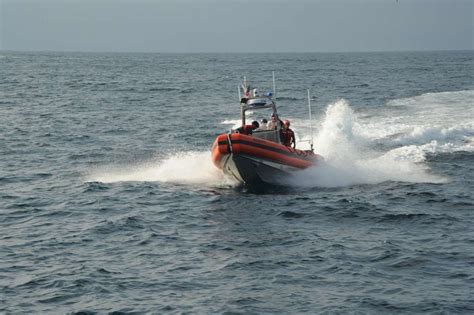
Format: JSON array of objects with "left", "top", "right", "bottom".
[{"left": 1, "top": 51, "right": 473, "bottom": 313}]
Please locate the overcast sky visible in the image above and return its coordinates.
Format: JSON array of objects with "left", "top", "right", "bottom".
[{"left": 1, "top": 0, "right": 473, "bottom": 53}]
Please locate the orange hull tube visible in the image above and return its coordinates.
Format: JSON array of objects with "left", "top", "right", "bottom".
[{"left": 211, "top": 133, "right": 319, "bottom": 170}]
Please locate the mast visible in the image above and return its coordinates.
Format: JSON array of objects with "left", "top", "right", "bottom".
[
  {"left": 272, "top": 71, "right": 276, "bottom": 99},
  {"left": 308, "top": 89, "right": 314, "bottom": 151},
  {"left": 240, "top": 76, "right": 247, "bottom": 126}
]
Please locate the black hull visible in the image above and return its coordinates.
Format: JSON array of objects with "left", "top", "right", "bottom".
[{"left": 222, "top": 154, "right": 299, "bottom": 190}]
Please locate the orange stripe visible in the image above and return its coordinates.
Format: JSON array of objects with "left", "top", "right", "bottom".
[{"left": 232, "top": 143, "right": 313, "bottom": 168}]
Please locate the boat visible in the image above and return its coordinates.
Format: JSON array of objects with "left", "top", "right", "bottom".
[{"left": 211, "top": 77, "right": 322, "bottom": 189}]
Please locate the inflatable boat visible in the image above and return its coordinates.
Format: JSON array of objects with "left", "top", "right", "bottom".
[{"left": 211, "top": 80, "right": 321, "bottom": 188}]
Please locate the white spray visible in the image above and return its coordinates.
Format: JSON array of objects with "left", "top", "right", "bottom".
[
  {"left": 290, "top": 98, "right": 447, "bottom": 188},
  {"left": 85, "top": 151, "right": 237, "bottom": 187}
]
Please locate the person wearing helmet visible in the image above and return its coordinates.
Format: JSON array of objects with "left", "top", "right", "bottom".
[
  {"left": 259, "top": 118, "right": 268, "bottom": 130},
  {"left": 281, "top": 120, "right": 296, "bottom": 148},
  {"left": 236, "top": 120, "right": 260, "bottom": 135}
]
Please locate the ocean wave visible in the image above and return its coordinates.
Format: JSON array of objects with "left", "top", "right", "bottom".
[{"left": 357, "top": 90, "right": 474, "bottom": 150}]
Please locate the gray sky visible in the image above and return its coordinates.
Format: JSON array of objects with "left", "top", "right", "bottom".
[{"left": 1, "top": 0, "right": 473, "bottom": 53}]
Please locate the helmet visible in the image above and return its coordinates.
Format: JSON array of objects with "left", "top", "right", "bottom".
[
  {"left": 261, "top": 118, "right": 268, "bottom": 124},
  {"left": 283, "top": 120, "right": 290, "bottom": 127},
  {"left": 251, "top": 121, "right": 260, "bottom": 128}
]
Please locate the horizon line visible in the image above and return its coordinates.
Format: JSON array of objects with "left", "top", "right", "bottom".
[{"left": 1, "top": 48, "right": 473, "bottom": 54}]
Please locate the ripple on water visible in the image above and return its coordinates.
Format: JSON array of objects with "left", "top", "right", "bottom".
[{"left": 1, "top": 51, "right": 473, "bottom": 313}]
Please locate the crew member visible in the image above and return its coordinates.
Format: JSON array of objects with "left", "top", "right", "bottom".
[
  {"left": 281, "top": 120, "right": 296, "bottom": 148},
  {"left": 236, "top": 120, "right": 259, "bottom": 135},
  {"left": 267, "top": 113, "right": 283, "bottom": 130}
]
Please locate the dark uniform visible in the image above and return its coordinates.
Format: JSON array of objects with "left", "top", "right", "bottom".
[{"left": 281, "top": 128, "right": 295, "bottom": 148}]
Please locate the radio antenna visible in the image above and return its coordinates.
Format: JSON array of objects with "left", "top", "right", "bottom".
[
  {"left": 308, "top": 89, "right": 314, "bottom": 151},
  {"left": 272, "top": 71, "right": 276, "bottom": 99}
]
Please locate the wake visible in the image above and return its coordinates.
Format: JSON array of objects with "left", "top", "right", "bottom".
[
  {"left": 87, "top": 90, "right": 473, "bottom": 188},
  {"left": 85, "top": 151, "right": 237, "bottom": 187}
]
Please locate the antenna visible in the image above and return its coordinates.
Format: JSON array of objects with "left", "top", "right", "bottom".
[
  {"left": 272, "top": 71, "right": 276, "bottom": 99},
  {"left": 308, "top": 89, "right": 314, "bottom": 151}
]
